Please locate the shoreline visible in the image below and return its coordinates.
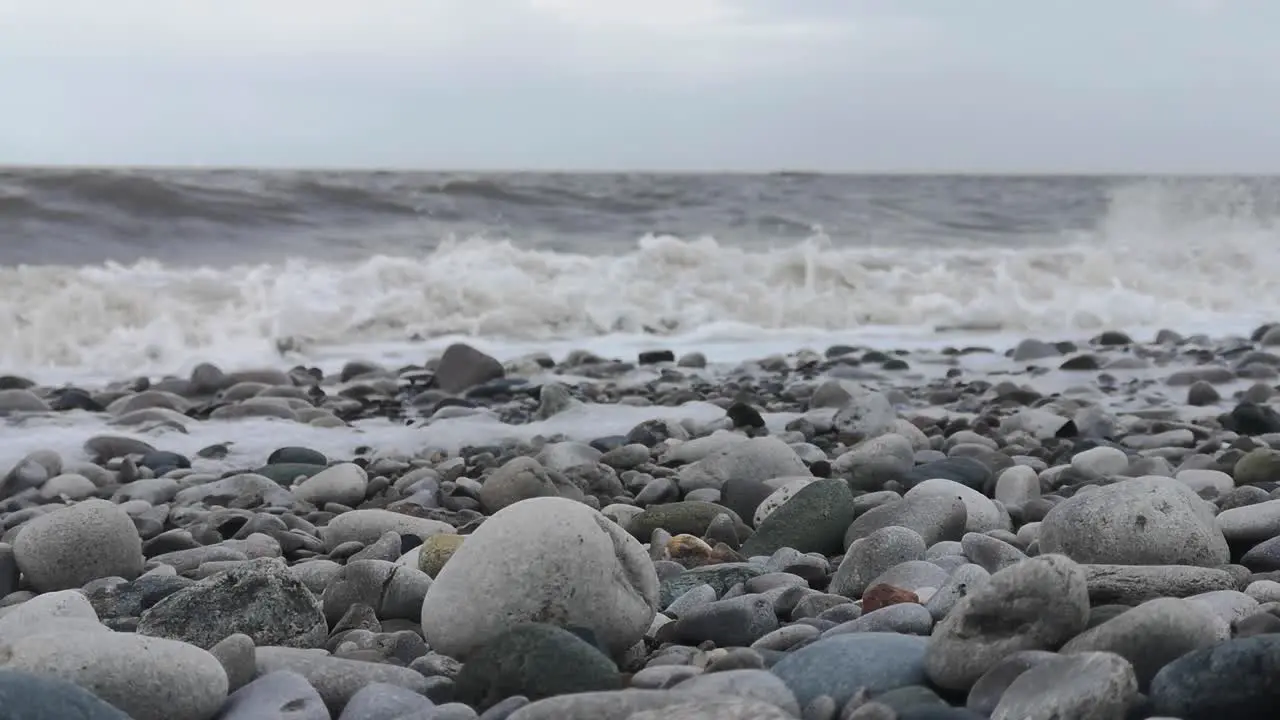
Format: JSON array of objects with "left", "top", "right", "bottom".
[{"left": 1, "top": 327, "right": 1279, "bottom": 716}]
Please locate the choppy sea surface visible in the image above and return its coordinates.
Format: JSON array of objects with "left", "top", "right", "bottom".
[
  {"left": 3, "top": 169, "right": 1279, "bottom": 469},
  {"left": 2, "top": 169, "right": 1279, "bottom": 385}
]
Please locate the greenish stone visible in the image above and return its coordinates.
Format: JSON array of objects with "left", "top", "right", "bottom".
[
  {"left": 253, "top": 463, "right": 327, "bottom": 486},
  {"left": 453, "top": 623, "right": 622, "bottom": 710},
  {"left": 418, "top": 534, "right": 465, "bottom": 577},
  {"left": 739, "top": 478, "right": 855, "bottom": 557},
  {"left": 628, "top": 501, "right": 750, "bottom": 542},
  {"left": 1233, "top": 448, "right": 1280, "bottom": 485},
  {"left": 659, "top": 562, "right": 765, "bottom": 608}
]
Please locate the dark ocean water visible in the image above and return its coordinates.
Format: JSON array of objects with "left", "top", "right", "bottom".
[{"left": 0, "top": 168, "right": 1225, "bottom": 266}]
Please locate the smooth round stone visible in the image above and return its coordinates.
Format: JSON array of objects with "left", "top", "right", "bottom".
[
  {"left": 770, "top": 632, "right": 929, "bottom": 706},
  {"left": 1216, "top": 500, "right": 1280, "bottom": 544},
  {"left": 1038, "top": 477, "right": 1228, "bottom": 567},
  {"left": 293, "top": 463, "right": 369, "bottom": 507},
  {"left": 1149, "top": 634, "right": 1280, "bottom": 718},
  {"left": 341, "top": 681, "right": 438, "bottom": 719},
  {"left": 12, "top": 499, "right": 144, "bottom": 592},
  {"left": 991, "top": 652, "right": 1138, "bottom": 720},
  {"left": 1060, "top": 598, "right": 1219, "bottom": 689},
  {"left": 320, "top": 510, "right": 454, "bottom": 551},
  {"left": 671, "top": 594, "right": 779, "bottom": 648},
  {"left": 0, "top": 631, "right": 228, "bottom": 720},
  {"left": 965, "top": 651, "right": 1060, "bottom": 716},
  {"left": 1070, "top": 446, "right": 1130, "bottom": 476},
  {"left": 253, "top": 463, "right": 328, "bottom": 486},
  {"left": 218, "top": 670, "right": 328, "bottom": 720},
  {"left": 267, "top": 447, "right": 329, "bottom": 466},
  {"left": 421, "top": 497, "right": 658, "bottom": 659},
  {"left": 905, "top": 479, "right": 1007, "bottom": 533},
  {"left": 926, "top": 555, "right": 1089, "bottom": 692},
  {"left": 255, "top": 646, "right": 428, "bottom": 714}
]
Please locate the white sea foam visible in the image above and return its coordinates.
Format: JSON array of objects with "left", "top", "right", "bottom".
[
  {"left": 2, "top": 178, "right": 1276, "bottom": 383},
  {"left": 0, "top": 399, "right": 800, "bottom": 472}
]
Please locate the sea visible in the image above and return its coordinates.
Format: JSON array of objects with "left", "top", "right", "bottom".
[{"left": 1, "top": 170, "right": 1278, "bottom": 467}]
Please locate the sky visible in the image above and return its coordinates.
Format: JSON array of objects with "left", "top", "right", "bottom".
[{"left": 1, "top": 0, "right": 1279, "bottom": 172}]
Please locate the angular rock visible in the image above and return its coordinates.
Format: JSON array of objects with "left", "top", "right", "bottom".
[
  {"left": 137, "top": 557, "right": 327, "bottom": 649},
  {"left": 740, "top": 478, "right": 854, "bottom": 557}
]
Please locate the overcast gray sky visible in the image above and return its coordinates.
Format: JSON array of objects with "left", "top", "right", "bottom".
[{"left": 2, "top": 0, "right": 1277, "bottom": 172}]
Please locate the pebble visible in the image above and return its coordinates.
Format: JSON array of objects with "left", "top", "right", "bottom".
[
  {"left": 420, "top": 496, "right": 658, "bottom": 658},
  {"left": 925, "top": 554, "right": 1090, "bottom": 692},
  {"left": 12, "top": 499, "right": 143, "bottom": 591}
]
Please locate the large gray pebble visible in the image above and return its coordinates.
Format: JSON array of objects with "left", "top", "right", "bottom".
[
  {"left": 320, "top": 510, "right": 454, "bottom": 551},
  {"left": 830, "top": 526, "right": 926, "bottom": 598},
  {"left": 1038, "top": 476, "right": 1228, "bottom": 567},
  {"left": 1060, "top": 597, "right": 1218, "bottom": 689},
  {"left": 0, "top": 631, "right": 228, "bottom": 720},
  {"left": 293, "top": 463, "right": 369, "bottom": 507},
  {"left": 991, "top": 651, "right": 1138, "bottom": 720},
  {"left": 770, "top": 632, "right": 928, "bottom": 706},
  {"left": 12, "top": 499, "right": 143, "bottom": 591},
  {"left": 421, "top": 497, "right": 658, "bottom": 659},
  {"left": 925, "top": 555, "right": 1090, "bottom": 692}
]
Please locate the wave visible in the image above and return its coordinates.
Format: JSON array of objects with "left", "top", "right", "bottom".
[{"left": 2, "top": 173, "right": 1278, "bottom": 379}]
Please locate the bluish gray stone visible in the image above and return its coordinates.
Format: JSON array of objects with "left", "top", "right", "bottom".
[
  {"left": 1149, "top": 634, "right": 1280, "bottom": 719},
  {"left": 337, "top": 682, "right": 435, "bottom": 720},
  {"left": 0, "top": 669, "right": 131, "bottom": 720},
  {"left": 217, "top": 670, "right": 328, "bottom": 720},
  {"left": 769, "top": 632, "right": 929, "bottom": 706}
]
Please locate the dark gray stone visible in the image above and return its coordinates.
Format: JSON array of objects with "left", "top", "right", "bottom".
[
  {"left": 1149, "top": 634, "right": 1280, "bottom": 719},
  {"left": 740, "top": 478, "right": 854, "bottom": 557},
  {"left": 137, "top": 557, "right": 326, "bottom": 649},
  {"left": 672, "top": 594, "right": 779, "bottom": 647},
  {"left": 453, "top": 623, "right": 621, "bottom": 711}
]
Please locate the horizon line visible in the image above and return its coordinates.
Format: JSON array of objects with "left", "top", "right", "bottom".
[{"left": 2, "top": 162, "right": 1279, "bottom": 177}]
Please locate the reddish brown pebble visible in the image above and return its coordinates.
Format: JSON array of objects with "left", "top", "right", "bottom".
[{"left": 861, "top": 583, "right": 919, "bottom": 613}]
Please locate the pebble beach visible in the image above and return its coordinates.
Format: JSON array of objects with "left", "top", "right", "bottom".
[{"left": 6, "top": 324, "right": 1280, "bottom": 720}]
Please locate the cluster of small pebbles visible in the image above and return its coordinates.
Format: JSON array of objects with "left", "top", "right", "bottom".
[{"left": 5, "top": 328, "right": 1280, "bottom": 719}]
